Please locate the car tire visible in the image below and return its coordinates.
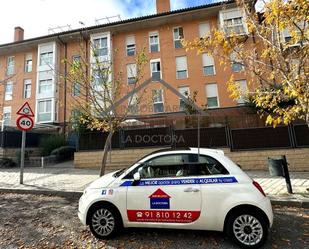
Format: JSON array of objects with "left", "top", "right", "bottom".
[
  {"left": 226, "top": 209, "right": 268, "bottom": 248},
  {"left": 88, "top": 204, "right": 122, "bottom": 239}
]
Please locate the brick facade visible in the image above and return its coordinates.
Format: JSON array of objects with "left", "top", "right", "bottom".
[{"left": 0, "top": 0, "right": 254, "bottom": 127}]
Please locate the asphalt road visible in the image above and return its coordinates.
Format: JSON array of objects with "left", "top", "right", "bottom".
[{"left": 0, "top": 193, "right": 308, "bottom": 249}]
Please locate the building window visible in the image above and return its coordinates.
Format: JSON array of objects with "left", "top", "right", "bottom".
[
  {"left": 24, "top": 54, "right": 33, "bottom": 73},
  {"left": 40, "top": 52, "right": 53, "bottom": 66},
  {"left": 39, "top": 79, "right": 52, "bottom": 94},
  {"left": 126, "top": 35, "right": 136, "bottom": 56},
  {"left": 7, "top": 56, "right": 14, "bottom": 75},
  {"left": 202, "top": 54, "right": 215, "bottom": 76},
  {"left": 178, "top": 86, "right": 190, "bottom": 111},
  {"left": 220, "top": 8, "right": 246, "bottom": 35},
  {"left": 73, "top": 55, "right": 81, "bottom": 63},
  {"left": 205, "top": 83, "right": 219, "bottom": 108},
  {"left": 282, "top": 22, "right": 307, "bottom": 46},
  {"left": 93, "top": 37, "right": 108, "bottom": 57},
  {"left": 128, "top": 93, "right": 138, "bottom": 114},
  {"left": 3, "top": 107, "right": 11, "bottom": 125},
  {"left": 153, "top": 89, "right": 164, "bottom": 113},
  {"left": 150, "top": 59, "right": 161, "bottom": 81},
  {"left": 173, "top": 27, "right": 184, "bottom": 49},
  {"left": 72, "top": 82, "right": 81, "bottom": 96},
  {"left": 127, "top": 63, "right": 137, "bottom": 84},
  {"left": 38, "top": 100, "right": 52, "bottom": 122},
  {"left": 235, "top": 80, "right": 247, "bottom": 105},
  {"left": 23, "top": 79, "right": 31, "bottom": 98},
  {"left": 230, "top": 52, "right": 244, "bottom": 72},
  {"left": 199, "top": 22, "right": 210, "bottom": 38},
  {"left": 149, "top": 31, "right": 159, "bottom": 53},
  {"left": 5, "top": 81, "right": 13, "bottom": 101},
  {"left": 176, "top": 56, "right": 188, "bottom": 79}
]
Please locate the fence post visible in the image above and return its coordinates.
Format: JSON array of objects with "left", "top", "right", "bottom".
[
  {"left": 41, "top": 157, "right": 44, "bottom": 168},
  {"left": 0, "top": 131, "right": 3, "bottom": 148},
  {"left": 281, "top": 155, "right": 293, "bottom": 194},
  {"left": 287, "top": 124, "right": 296, "bottom": 148},
  {"left": 225, "top": 126, "right": 233, "bottom": 150},
  {"left": 169, "top": 125, "right": 175, "bottom": 148},
  {"left": 119, "top": 129, "right": 125, "bottom": 149}
]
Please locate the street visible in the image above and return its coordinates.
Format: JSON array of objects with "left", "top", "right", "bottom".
[{"left": 0, "top": 193, "right": 308, "bottom": 249}]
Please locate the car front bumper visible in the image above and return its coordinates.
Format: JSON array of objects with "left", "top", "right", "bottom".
[{"left": 78, "top": 195, "right": 87, "bottom": 226}]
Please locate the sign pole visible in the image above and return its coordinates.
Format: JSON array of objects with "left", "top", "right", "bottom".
[
  {"left": 20, "top": 130, "right": 26, "bottom": 184},
  {"left": 16, "top": 101, "right": 34, "bottom": 185}
]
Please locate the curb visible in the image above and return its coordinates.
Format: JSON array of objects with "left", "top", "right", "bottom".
[
  {"left": 0, "top": 188, "right": 82, "bottom": 199},
  {"left": 270, "top": 198, "right": 309, "bottom": 208},
  {"left": 1, "top": 188, "right": 308, "bottom": 208}
]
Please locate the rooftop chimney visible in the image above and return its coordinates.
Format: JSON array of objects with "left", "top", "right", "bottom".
[
  {"left": 156, "top": 0, "right": 170, "bottom": 14},
  {"left": 14, "top": 27, "right": 24, "bottom": 42}
]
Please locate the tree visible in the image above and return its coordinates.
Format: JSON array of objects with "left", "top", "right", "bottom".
[
  {"left": 184, "top": 0, "right": 309, "bottom": 126},
  {"left": 64, "top": 36, "right": 147, "bottom": 176}
]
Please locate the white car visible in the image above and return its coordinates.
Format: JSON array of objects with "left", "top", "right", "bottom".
[{"left": 78, "top": 148, "right": 273, "bottom": 248}]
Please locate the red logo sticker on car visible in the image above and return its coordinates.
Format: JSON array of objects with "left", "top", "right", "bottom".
[{"left": 127, "top": 210, "right": 200, "bottom": 223}]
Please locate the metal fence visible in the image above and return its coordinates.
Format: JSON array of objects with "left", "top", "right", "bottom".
[
  {"left": 0, "top": 131, "right": 48, "bottom": 148},
  {"left": 78, "top": 124, "right": 309, "bottom": 151}
]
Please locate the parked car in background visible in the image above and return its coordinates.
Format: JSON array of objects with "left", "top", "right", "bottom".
[{"left": 78, "top": 148, "right": 273, "bottom": 248}]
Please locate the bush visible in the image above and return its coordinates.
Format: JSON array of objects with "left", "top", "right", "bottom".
[
  {"left": 0, "top": 158, "right": 17, "bottom": 168},
  {"left": 50, "top": 146, "right": 76, "bottom": 162},
  {"left": 15, "top": 150, "right": 30, "bottom": 165},
  {"left": 40, "top": 135, "right": 66, "bottom": 156}
]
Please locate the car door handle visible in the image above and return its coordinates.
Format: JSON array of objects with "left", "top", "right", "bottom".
[{"left": 184, "top": 187, "right": 200, "bottom": 192}]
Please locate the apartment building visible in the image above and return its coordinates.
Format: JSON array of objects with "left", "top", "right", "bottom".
[{"left": 0, "top": 0, "right": 255, "bottom": 129}]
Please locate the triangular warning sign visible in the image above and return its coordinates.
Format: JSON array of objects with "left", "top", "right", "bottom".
[{"left": 16, "top": 102, "right": 34, "bottom": 117}]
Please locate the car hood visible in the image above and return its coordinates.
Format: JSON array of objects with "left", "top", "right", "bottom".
[{"left": 87, "top": 171, "right": 117, "bottom": 189}]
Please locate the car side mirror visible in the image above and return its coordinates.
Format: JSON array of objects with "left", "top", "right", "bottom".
[
  {"left": 132, "top": 172, "right": 141, "bottom": 186},
  {"left": 133, "top": 172, "right": 141, "bottom": 182}
]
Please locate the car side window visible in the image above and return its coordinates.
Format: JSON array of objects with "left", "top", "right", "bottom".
[
  {"left": 198, "top": 155, "right": 229, "bottom": 175},
  {"left": 123, "top": 153, "right": 229, "bottom": 179},
  {"left": 125, "top": 154, "right": 185, "bottom": 179}
]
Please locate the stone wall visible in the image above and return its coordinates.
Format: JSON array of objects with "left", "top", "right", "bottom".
[
  {"left": 0, "top": 147, "right": 41, "bottom": 158},
  {"left": 74, "top": 147, "right": 309, "bottom": 172}
]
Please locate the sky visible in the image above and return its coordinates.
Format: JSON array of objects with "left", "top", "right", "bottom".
[{"left": 0, "top": 0, "right": 218, "bottom": 44}]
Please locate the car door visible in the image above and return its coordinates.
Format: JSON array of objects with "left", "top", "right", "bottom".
[
  {"left": 195, "top": 154, "right": 239, "bottom": 231},
  {"left": 123, "top": 153, "right": 202, "bottom": 227}
]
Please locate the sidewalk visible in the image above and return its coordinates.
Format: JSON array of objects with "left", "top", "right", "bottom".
[{"left": 0, "top": 165, "right": 308, "bottom": 201}]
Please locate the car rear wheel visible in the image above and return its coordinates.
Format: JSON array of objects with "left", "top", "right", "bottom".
[
  {"left": 226, "top": 209, "right": 268, "bottom": 248},
  {"left": 88, "top": 205, "right": 121, "bottom": 239}
]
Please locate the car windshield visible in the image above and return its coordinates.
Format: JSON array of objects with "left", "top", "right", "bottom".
[{"left": 113, "top": 168, "right": 127, "bottom": 178}]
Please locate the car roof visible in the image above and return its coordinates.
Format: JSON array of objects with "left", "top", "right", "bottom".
[{"left": 137, "top": 147, "right": 225, "bottom": 163}]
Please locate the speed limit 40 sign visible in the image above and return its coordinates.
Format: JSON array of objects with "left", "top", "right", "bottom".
[{"left": 16, "top": 115, "right": 34, "bottom": 131}]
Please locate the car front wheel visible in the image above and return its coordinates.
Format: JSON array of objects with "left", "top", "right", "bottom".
[
  {"left": 226, "top": 209, "right": 268, "bottom": 248},
  {"left": 88, "top": 205, "right": 120, "bottom": 239}
]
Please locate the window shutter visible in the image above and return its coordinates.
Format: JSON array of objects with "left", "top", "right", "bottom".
[
  {"left": 237, "top": 80, "right": 247, "bottom": 91},
  {"left": 129, "top": 93, "right": 138, "bottom": 104},
  {"left": 222, "top": 9, "right": 243, "bottom": 19},
  {"left": 202, "top": 54, "right": 214, "bottom": 66},
  {"left": 176, "top": 56, "right": 187, "bottom": 71},
  {"left": 40, "top": 45, "right": 53, "bottom": 53},
  {"left": 206, "top": 84, "right": 218, "bottom": 98},
  {"left": 39, "top": 70, "right": 53, "bottom": 80},
  {"left": 126, "top": 35, "right": 135, "bottom": 45},
  {"left": 127, "top": 64, "right": 137, "bottom": 77},
  {"left": 3, "top": 106, "right": 11, "bottom": 114},
  {"left": 25, "top": 53, "right": 32, "bottom": 60},
  {"left": 282, "top": 28, "right": 290, "bottom": 38},
  {"left": 179, "top": 86, "right": 189, "bottom": 96},
  {"left": 199, "top": 23, "right": 210, "bottom": 37}
]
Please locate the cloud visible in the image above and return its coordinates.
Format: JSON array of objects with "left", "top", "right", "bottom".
[
  {"left": 171, "top": 0, "right": 220, "bottom": 10},
  {"left": 0, "top": 0, "right": 218, "bottom": 44}
]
